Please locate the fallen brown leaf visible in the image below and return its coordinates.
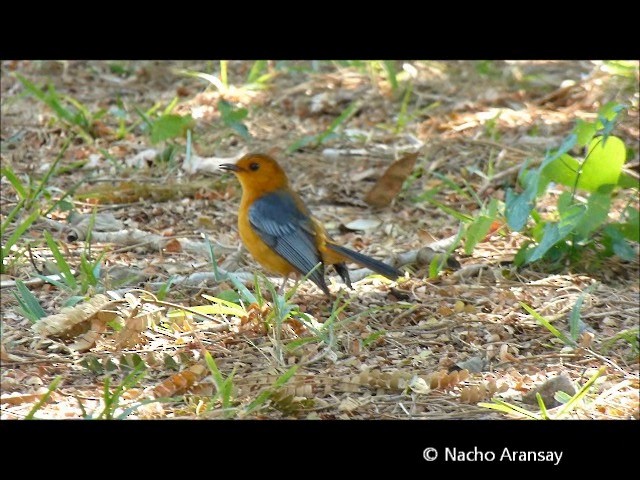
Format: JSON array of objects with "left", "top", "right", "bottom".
[{"left": 364, "top": 151, "right": 420, "bottom": 207}]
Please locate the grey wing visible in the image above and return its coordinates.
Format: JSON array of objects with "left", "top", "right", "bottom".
[{"left": 248, "top": 192, "right": 327, "bottom": 291}]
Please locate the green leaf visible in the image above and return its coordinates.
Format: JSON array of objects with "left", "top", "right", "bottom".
[
  {"left": 603, "top": 225, "right": 636, "bottom": 261},
  {"left": 573, "top": 187, "right": 613, "bottom": 240},
  {"left": 464, "top": 215, "right": 495, "bottom": 254},
  {"left": 1, "top": 209, "right": 40, "bottom": 262},
  {"left": 542, "top": 153, "right": 580, "bottom": 187},
  {"left": 315, "top": 101, "right": 358, "bottom": 145},
  {"left": 556, "top": 367, "right": 605, "bottom": 418},
  {"left": 574, "top": 119, "right": 597, "bottom": 147},
  {"left": 464, "top": 199, "right": 499, "bottom": 255},
  {"left": 542, "top": 136, "right": 625, "bottom": 192},
  {"left": 215, "top": 289, "right": 242, "bottom": 304},
  {"left": 286, "top": 135, "right": 316, "bottom": 154},
  {"left": 568, "top": 284, "right": 595, "bottom": 341},
  {"left": 218, "top": 100, "right": 248, "bottom": 123},
  {"left": 525, "top": 204, "right": 584, "bottom": 263},
  {"left": 540, "top": 133, "right": 577, "bottom": 171},
  {"left": 579, "top": 136, "right": 626, "bottom": 191},
  {"left": 43, "top": 230, "right": 77, "bottom": 290},
  {"left": 618, "top": 172, "right": 640, "bottom": 190},
  {"left": 218, "top": 100, "right": 250, "bottom": 140},
  {"left": 596, "top": 102, "right": 624, "bottom": 129},
  {"left": 1, "top": 166, "right": 27, "bottom": 199},
  {"left": 505, "top": 165, "right": 539, "bottom": 231},
  {"left": 613, "top": 206, "right": 639, "bottom": 242},
  {"left": 25, "top": 376, "right": 63, "bottom": 419},
  {"left": 14, "top": 279, "right": 47, "bottom": 323},
  {"left": 381, "top": 60, "right": 399, "bottom": 92},
  {"left": 150, "top": 114, "right": 194, "bottom": 144},
  {"left": 521, "top": 302, "right": 575, "bottom": 347},
  {"left": 422, "top": 197, "right": 473, "bottom": 223},
  {"left": 247, "top": 60, "right": 268, "bottom": 84}
]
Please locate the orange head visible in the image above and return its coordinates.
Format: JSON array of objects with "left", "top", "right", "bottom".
[{"left": 220, "top": 153, "right": 289, "bottom": 197}]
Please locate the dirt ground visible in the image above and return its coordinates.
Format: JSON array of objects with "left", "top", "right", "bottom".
[{"left": 1, "top": 60, "right": 638, "bottom": 419}]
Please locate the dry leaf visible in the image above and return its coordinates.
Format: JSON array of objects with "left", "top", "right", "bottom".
[
  {"left": 164, "top": 238, "right": 182, "bottom": 253},
  {"left": 364, "top": 151, "right": 419, "bottom": 207},
  {"left": 152, "top": 363, "right": 208, "bottom": 398},
  {"left": 343, "top": 219, "right": 382, "bottom": 231}
]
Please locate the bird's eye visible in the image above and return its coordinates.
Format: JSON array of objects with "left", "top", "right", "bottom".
[{"left": 249, "top": 162, "right": 260, "bottom": 171}]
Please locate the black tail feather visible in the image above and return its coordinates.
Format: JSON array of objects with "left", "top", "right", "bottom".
[{"left": 326, "top": 244, "right": 400, "bottom": 280}]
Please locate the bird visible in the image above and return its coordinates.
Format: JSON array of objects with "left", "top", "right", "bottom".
[{"left": 220, "top": 153, "right": 400, "bottom": 296}]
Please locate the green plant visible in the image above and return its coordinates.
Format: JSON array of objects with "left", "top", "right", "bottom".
[
  {"left": 13, "top": 279, "right": 47, "bottom": 323},
  {"left": 479, "top": 367, "right": 605, "bottom": 419},
  {"left": 32, "top": 224, "right": 106, "bottom": 301},
  {"left": 203, "top": 351, "right": 236, "bottom": 418},
  {"left": 218, "top": 100, "right": 250, "bottom": 140},
  {"left": 601, "top": 327, "right": 640, "bottom": 356},
  {"left": 1, "top": 139, "right": 73, "bottom": 274},
  {"left": 15, "top": 74, "right": 105, "bottom": 143},
  {"left": 505, "top": 102, "right": 638, "bottom": 267},
  {"left": 80, "top": 362, "right": 152, "bottom": 419},
  {"left": 25, "top": 376, "right": 63, "bottom": 419},
  {"left": 287, "top": 101, "right": 360, "bottom": 153}
]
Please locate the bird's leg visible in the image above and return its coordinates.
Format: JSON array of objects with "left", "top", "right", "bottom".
[{"left": 278, "top": 274, "right": 290, "bottom": 295}]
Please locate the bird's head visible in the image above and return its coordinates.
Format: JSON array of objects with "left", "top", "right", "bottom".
[{"left": 220, "top": 153, "right": 289, "bottom": 195}]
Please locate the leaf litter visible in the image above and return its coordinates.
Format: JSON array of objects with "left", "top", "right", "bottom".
[{"left": 1, "top": 60, "right": 638, "bottom": 420}]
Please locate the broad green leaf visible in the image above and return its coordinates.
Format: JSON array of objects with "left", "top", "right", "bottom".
[
  {"left": 574, "top": 119, "right": 597, "bottom": 147},
  {"left": 613, "top": 207, "right": 639, "bottom": 242},
  {"left": 603, "top": 225, "right": 636, "bottom": 261},
  {"left": 526, "top": 204, "right": 584, "bottom": 263},
  {"left": 618, "top": 172, "right": 640, "bottom": 190},
  {"left": 150, "top": 114, "right": 194, "bottom": 144},
  {"left": 596, "top": 102, "right": 624, "bottom": 129},
  {"left": 543, "top": 136, "right": 625, "bottom": 192},
  {"left": 464, "top": 200, "right": 499, "bottom": 254},
  {"left": 542, "top": 153, "right": 580, "bottom": 188},
  {"left": 556, "top": 191, "right": 574, "bottom": 216},
  {"left": 579, "top": 136, "right": 626, "bottom": 190},
  {"left": 573, "top": 188, "right": 613, "bottom": 240},
  {"left": 539, "top": 133, "right": 577, "bottom": 171}
]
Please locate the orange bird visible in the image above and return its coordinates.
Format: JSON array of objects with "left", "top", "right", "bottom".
[{"left": 220, "top": 153, "right": 400, "bottom": 295}]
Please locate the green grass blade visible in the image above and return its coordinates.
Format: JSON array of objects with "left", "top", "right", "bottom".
[
  {"left": 27, "top": 137, "right": 72, "bottom": 211},
  {"left": 1, "top": 166, "right": 27, "bottom": 199},
  {"left": 419, "top": 197, "right": 474, "bottom": 223},
  {"left": 381, "top": 61, "right": 399, "bottom": 93},
  {"left": 25, "top": 376, "right": 63, "bottom": 419},
  {"left": 33, "top": 273, "right": 69, "bottom": 290},
  {"left": 315, "top": 101, "right": 359, "bottom": 145},
  {"left": 1, "top": 209, "right": 40, "bottom": 262},
  {"left": 1, "top": 198, "right": 27, "bottom": 239},
  {"left": 247, "top": 60, "right": 268, "bottom": 83},
  {"left": 478, "top": 398, "right": 541, "bottom": 419},
  {"left": 569, "top": 284, "right": 595, "bottom": 341},
  {"left": 227, "top": 271, "right": 257, "bottom": 304},
  {"left": 556, "top": 367, "right": 604, "bottom": 418},
  {"left": 245, "top": 365, "right": 298, "bottom": 413},
  {"left": 536, "top": 393, "right": 550, "bottom": 420},
  {"left": 13, "top": 279, "right": 47, "bottom": 323},
  {"left": 43, "top": 230, "right": 77, "bottom": 290},
  {"left": 520, "top": 302, "right": 575, "bottom": 347}
]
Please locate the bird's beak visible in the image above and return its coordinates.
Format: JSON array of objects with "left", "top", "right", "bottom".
[{"left": 220, "top": 163, "right": 240, "bottom": 172}]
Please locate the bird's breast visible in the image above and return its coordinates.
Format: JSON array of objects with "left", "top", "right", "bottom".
[{"left": 238, "top": 198, "right": 297, "bottom": 276}]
